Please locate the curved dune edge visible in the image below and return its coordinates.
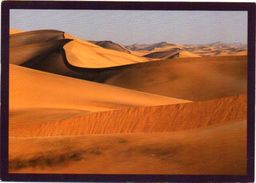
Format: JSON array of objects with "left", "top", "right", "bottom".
[
  {"left": 10, "top": 64, "right": 189, "bottom": 112},
  {"left": 63, "top": 33, "right": 150, "bottom": 68},
  {"left": 10, "top": 94, "right": 246, "bottom": 137},
  {"left": 9, "top": 120, "right": 246, "bottom": 174},
  {"left": 104, "top": 55, "right": 247, "bottom": 101}
]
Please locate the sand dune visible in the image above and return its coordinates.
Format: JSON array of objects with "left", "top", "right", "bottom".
[
  {"left": 9, "top": 30, "right": 151, "bottom": 70},
  {"left": 179, "top": 50, "right": 201, "bottom": 58},
  {"left": 10, "top": 30, "right": 64, "bottom": 48},
  {"left": 92, "top": 40, "right": 130, "bottom": 54},
  {"left": 10, "top": 31, "right": 247, "bottom": 101},
  {"left": 127, "top": 41, "right": 247, "bottom": 58},
  {"left": 10, "top": 39, "right": 71, "bottom": 65},
  {"left": 10, "top": 64, "right": 189, "bottom": 112},
  {"left": 126, "top": 42, "right": 177, "bottom": 51},
  {"left": 64, "top": 33, "right": 150, "bottom": 68},
  {"left": 10, "top": 94, "right": 246, "bottom": 137},
  {"left": 9, "top": 120, "right": 246, "bottom": 174},
  {"left": 143, "top": 48, "right": 180, "bottom": 59},
  {"left": 103, "top": 56, "right": 247, "bottom": 101},
  {"left": 183, "top": 42, "right": 247, "bottom": 57},
  {"left": 9, "top": 30, "right": 246, "bottom": 103}
]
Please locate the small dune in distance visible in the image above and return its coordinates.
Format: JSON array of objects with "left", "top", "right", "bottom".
[{"left": 9, "top": 28, "right": 247, "bottom": 175}]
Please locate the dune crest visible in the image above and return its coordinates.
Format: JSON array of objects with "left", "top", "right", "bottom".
[
  {"left": 10, "top": 64, "right": 189, "bottom": 112},
  {"left": 10, "top": 94, "right": 246, "bottom": 137},
  {"left": 64, "top": 33, "right": 150, "bottom": 68}
]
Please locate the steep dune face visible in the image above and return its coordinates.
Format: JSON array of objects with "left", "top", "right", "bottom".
[
  {"left": 9, "top": 30, "right": 151, "bottom": 73},
  {"left": 9, "top": 120, "right": 246, "bottom": 174},
  {"left": 10, "top": 94, "right": 246, "bottom": 137},
  {"left": 10, "top": 64, "right": 189, "bottom": 112},
  {"left": 64, "top": 33, "right": 149, "bottom": 68},
  {"left": 104, "top": 56, "right": 247, "bottom": 101},
  {"left": 93, "top": 41, "right": 131, "bottom": 54},
  {"left": 10, "top": 39, "right": 71, "bottom": 65},
  {"left": 10, "top": 30, "right": 64, "bottom": 48}
]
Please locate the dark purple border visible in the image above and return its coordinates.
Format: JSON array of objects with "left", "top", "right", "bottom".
[{"left": 1, "top": 1, "right": 255, "bottom": 182}]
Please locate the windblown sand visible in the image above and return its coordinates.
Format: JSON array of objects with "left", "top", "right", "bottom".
[{"left": 8, "top": 29, "right": 248, "bottom": 175}]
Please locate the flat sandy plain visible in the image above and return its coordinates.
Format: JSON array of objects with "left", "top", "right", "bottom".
[{"left": 9, "top": 29, "right": 247, "bottom": 174}]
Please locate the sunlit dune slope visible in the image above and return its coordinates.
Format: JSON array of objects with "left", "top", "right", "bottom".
[
  {"left": 103, "top": 56, "right": 247, "bottom": 101},
  {"left": 10, "top": 94, "right": 246, "bottom": 137},
  {"left": 64, "top": 33, "right": 150, "bottom": 68},
  {"left": 9, "top": 120, "right": 246, "bottom": 174},
  {"left": 10, "top": 64, "right": 189, "bottom": 113},
  {"left": 179, "top": 50, "right": 201, "bottom": 57},
  {"left": 10, "top": 28, "right": 23, "bottom": 35}
]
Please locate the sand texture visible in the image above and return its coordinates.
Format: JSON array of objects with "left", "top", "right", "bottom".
[{"left": 9, "top": 29, "right": 248, "bottom": 175}]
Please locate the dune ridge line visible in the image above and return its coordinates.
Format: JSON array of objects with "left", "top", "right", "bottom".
[{"left": 10, "top": 94, "right": 246, "bottom": 137}]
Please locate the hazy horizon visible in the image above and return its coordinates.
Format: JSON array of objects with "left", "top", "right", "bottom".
[{"left": 10, "top": 10, "right": 247, "bottom": 45}]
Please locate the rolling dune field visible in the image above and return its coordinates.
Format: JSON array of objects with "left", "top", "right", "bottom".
[{"left": 8, "top": 29, "right": 248, "bottom": 175}]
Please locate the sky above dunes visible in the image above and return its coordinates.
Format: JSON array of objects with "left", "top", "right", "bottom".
[{"left": 10, "top": 10, "right": 247, "bottom": 45}]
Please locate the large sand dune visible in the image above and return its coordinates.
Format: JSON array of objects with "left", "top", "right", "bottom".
[
  {"left": 9, "top": 30, "right": 247, "bottom": 102},
  {"left": 10, "top": 30, "right": 64, "bottom": 48},
  {"left": 10, "top": 39, "right": 71, "bottom": 65},
  {"left": 9, "top": 120, "right": 246, "bottom": 174},
  {"left": 10, "top": 64, "right": 189, "bottom": 112},
  {"left": 64, "top": 33, "right": 149, "bottom": 68},
  {"left": 103, "top": 56, "right": 247, "bottom": 100},
  {"left": 10, "top": 30, "right": 151, "bottom": 69},
  {"left": 10, "top": 94, "right": 246, "bottom": 137}
]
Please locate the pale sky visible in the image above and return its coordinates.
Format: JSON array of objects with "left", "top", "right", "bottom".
[{"left": 10, "top": 10, "right": 247, "bottom": 45}]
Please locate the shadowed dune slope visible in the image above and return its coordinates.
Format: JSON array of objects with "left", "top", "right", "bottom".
[
  {"left": 10, "top": 30, "right": 64, "bottom": 48},
  {"left": 10, "top": 94, "right": 246, "bottom": 137},
  {"left": 10, "top": 39, "right": 71, "bottom": 65},
  {"left": 126, "top": 42, "right": 176, "bottom": 51},
  {"left": 103, "top": 56, "right": 247, "bottom": 101},
  {"left": 10, "top": 64, "right": 189, "bottom": 113},
  {"left": 92, "top": 41, "right": 131, "bottom": 54},
  {"left": 144, "top": 48, "right": 180, "bottom": 59},
  {"left": 9, "top": 30, "right": 150, "bottom": 70},
  {"left": 9, "top": 120, "right": 246, "bottom": 174}
]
